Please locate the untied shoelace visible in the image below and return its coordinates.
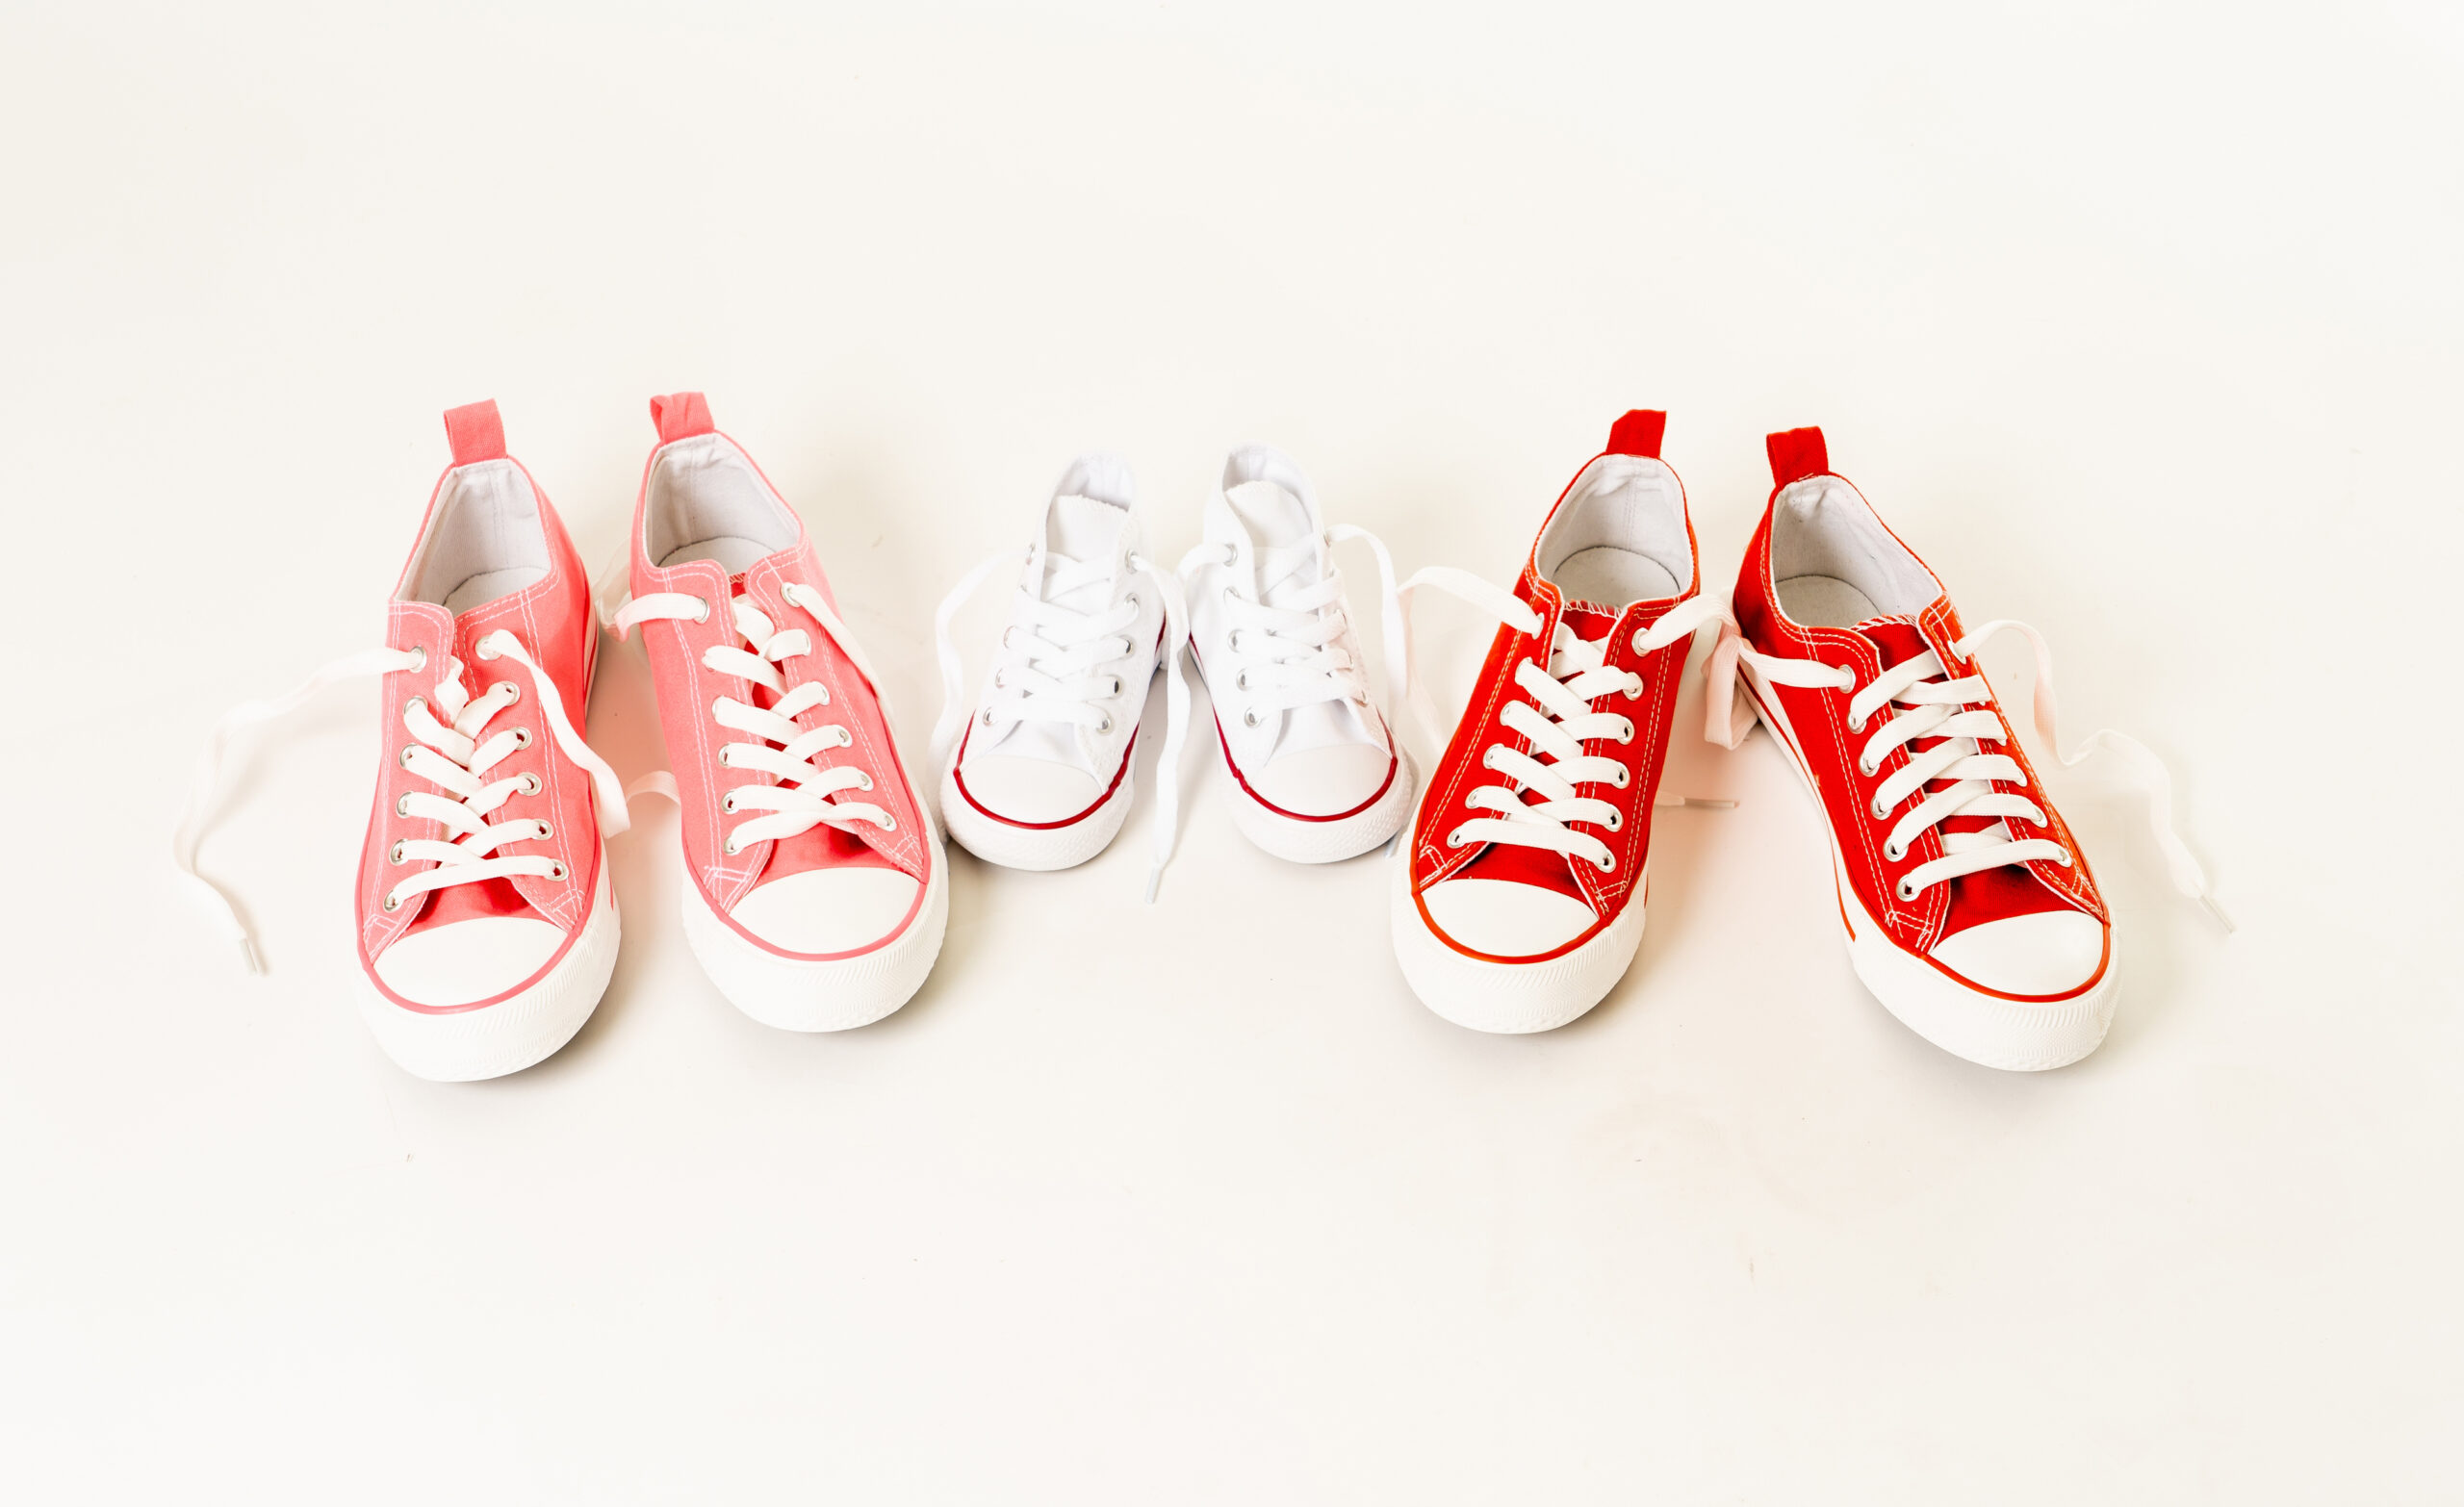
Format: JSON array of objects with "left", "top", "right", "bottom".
[{"left": 173, "top": 632, "right": 629, "bottom": 973}]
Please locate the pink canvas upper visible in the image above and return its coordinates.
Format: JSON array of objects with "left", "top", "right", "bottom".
[
  {"left": 355, "top": 401, "right": 603, "bottom": 1009},
  {"left": 626, "top": 395, "right": 931, "bottom": 958}
]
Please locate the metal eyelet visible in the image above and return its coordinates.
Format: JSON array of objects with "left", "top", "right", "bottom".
[
  {"left": 1447, "top": 830, "right": 1468, "bottom": 847},
  {"left": 388, "top": 840, "right": 406, "bottom": 864},
  {"left": 1125, "top": 593, "right": 1141, "bottom": 610},
  {"left": 519, "top": 773, "right": 542, "bottom": 796},
  {"left": 1242, "top": 709, "right": 1261, "bottom": 728},
  {"left": 1897, "top": 879, "right": 1918, "bottom": 901},
  {"left": 510, "top": 728, "right": 532, "bottom": 750},
  {"left": 1872, "top": 798, "right": 1890, "bottom": 820},
  {"left": 1603, "top": 810, "right": 1622, "bottom": 831},
  {"left": 1096, "top": 713, "right": 1115, "bottom": 733},
  {"left": 404, "top": 647, "right": 427, "bottom": 673},
  {"left": 2054, "top": 851, "right": 2074, "bottom": 867},
  {"left": 1623, "top": 677, "right": 1643, "bottom": 701},
  {"left": 1593, "top": 853, "right": 1616, "bottom": 873},
  {"left": 716, "top": 746, "right": 734, "bottom": 767},
  {"left": 1616, "top": 718, "right": 1636, "bottom": 745},
  {"left": 991, "top": 669, "right": 1007, "bottom": 690},
  {"left": 1859, "top": 756, "right": 1879, "bottom": 777},
  {"left": 404, "top": 695, "right": 427, "bottom": 720},
  {"left": 1105, "top": 676, "right": 1122, "bottom": 697},
  {"left": 694, "top": 597, "right": 712, "bottom": 623},
  {"left": 1885, "top": 839, "right": 1907, "bottom": 861},
  {"left": 980, "top": 709, "right": 995, "bottom": 727},
  {"left": 547, "top": 861, "right": 568, "bottom": 881},
  {"left": 382, "top": 893, "right": 401, "bottom": 911},
  {"left": 723, "top": 837, "right": 741, "bottom": 856},
  {"left": 496, "top": 681, "right": 521, "bottom": 704},
  {"left": 1611, "top": 766, "right": 1630, "bottom": 788},
  {"left": 722, "top": 792, "right": 738, "bottom": 813},
  {"left": 1848, "top": 712, "right": 1868, "bottom": 733},
  {"left": 858, "top": 772, "right": 875, "bottom": 791},
  {"left": 533, "top": 821, "right": 552, "bottom": 842},
  {"left": 396, "top": 794, "right": 413, "bottom": 817},
  {"left": 880, "top": 814, "right": 897, "bottom": 832},
  {"left": 398, "top": 746, "right": 419, "bottom": 769},
  {"left": 1630, "top": 631, "right": 1650, "bottom": 653}
]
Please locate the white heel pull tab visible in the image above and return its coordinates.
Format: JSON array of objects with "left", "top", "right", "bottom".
[{"left": 173, "top": 645, "right": 424, "bottom": 974}]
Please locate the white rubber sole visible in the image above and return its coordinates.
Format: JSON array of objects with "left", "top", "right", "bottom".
[
  {"left": 937, "top": 762, "right": 1134, "bottom": 871},
  {"left": 1738, "top": 662, "right": 2118, "bottom": 1071},
  {"left": 1387, "top": 791, "right": 1648, "bottom": 1034},
  {"left": 351, "top": 863, "right": 620, "bottom": 1083},
  {"left": 1226, "top": 749, "right": 1417, "bottom": 865},
  {"left": 680, "top": 823, "right": 951, "bottom": 1033}
]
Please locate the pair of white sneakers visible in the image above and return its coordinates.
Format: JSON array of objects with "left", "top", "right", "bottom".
[{"left": 930, "top": 447, "right": 1413, "bottom": 890}]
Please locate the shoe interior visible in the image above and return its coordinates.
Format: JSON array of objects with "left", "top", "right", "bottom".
[
  {"left": 645, "top": 435, "right": 800, "bottom": 574},
  {"left": 1534, "top": 455, "right": 1690, "bottom": 605},
  {"left": 1769, "top": 476, "right": 1943, "bottom": 627},
  {"left": 399, "top": 459, "right": 551, "bottom": 615}
]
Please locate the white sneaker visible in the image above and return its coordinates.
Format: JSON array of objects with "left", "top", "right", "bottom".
[
  {"left": 1176, "top": 445, "right": 1413, "bottom": 864},
  {"left": 930, "top": 454, "right": 1191, "bottom": 891}
]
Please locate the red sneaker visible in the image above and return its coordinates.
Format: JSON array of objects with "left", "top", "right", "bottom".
[
  {"left": 177, "top": 400, "right": 630, "bottom": 1081},
  {"left": 1704, "top": 425, "right": 2229, "bottom": 1070},
  {"left": 609, "top": 394, "right": 947, "bottom": 1032},
  {"left": 1389, "top": 410, "right": 1725, "bottom": 1034}
]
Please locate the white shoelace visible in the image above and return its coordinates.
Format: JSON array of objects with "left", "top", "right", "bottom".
[
  {"left": 1705, "top": 616, "right": 2233, "bottom": 930},
  {"left": 174, "top": 631, "right": 629, "bottom": 973},
  {"left": 1174, "top": 524, "right": 1406, "bottom": 727},
  {"left": 614, "top": 581, "right": 899, "bottom": 856},
  {"left": 1398, "top": 568, "right": 1729, "bottom": 872},
  {"left": 929, "top": 549, "right": 1192, "bottom": 900}
]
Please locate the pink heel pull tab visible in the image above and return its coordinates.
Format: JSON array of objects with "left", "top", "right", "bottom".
[
  {"left": 650, "top": 392, "right": 716, "bottom": 444},
  {"left": 443, "top": 400, "right": 507, "bottom": 466}
]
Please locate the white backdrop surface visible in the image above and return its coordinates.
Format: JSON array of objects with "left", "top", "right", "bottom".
[{"left": 3, "top": 3, "right": 2459, "bottom": 1502}]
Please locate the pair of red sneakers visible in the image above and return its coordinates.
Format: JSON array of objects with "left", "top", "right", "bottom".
[
  {"left": 1391, "top": 412, "right": 2226, "bottom": 1070},
  {"left": 175, "top": 396, "right": 945, "bottom": 1081}
]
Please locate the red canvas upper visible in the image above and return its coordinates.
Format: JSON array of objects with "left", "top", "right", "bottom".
[
  {"left": 355, "top": 401, "right": 603, "bottom": 1005},
  {"left": 1727, "top": 428, "right": 2107, "bottom": 961},
  {"left": 1404, "top": 411, "right": 1702, "bottom": 956},
  {"left": 627, "top": 395, "right": 931, "bottom": 958}
]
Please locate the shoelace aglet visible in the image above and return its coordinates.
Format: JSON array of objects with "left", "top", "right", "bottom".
[
  {"left": 1654, "top": 794, "right": 1737, "bottom": 810},
  {"left": 2198, "top": 892, "right": 2238, "bottom": 934},
  {"left": 1143, "top": 868, "right": 1162, "bottom": 906},
  {"left": 235, "top": 934, "right": 266, "bottom": 976}
]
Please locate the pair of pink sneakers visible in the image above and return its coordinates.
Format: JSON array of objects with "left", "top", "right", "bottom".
[
  {"left": 1391, "top": 412, "right": 2228, "bottom": 1070},
  {"left": 176, "top": 396, "right": 946, "bottom": 1081}
]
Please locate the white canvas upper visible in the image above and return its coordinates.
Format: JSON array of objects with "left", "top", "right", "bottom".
[
  {"left": 932, "top": 454, "right": 1191, "bottom": 886},
  {"left": 1177, "top": 445, "right": 1411, "bottom": 860}
]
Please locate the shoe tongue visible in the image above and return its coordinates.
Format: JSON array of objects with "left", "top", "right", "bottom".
[
  {"left": 1857, "top": 615, "right": 1931, "bottom": 669},
  {"left": 1039, "top": 494, "right": 1127, "bottom": 612},
  {"left": 1225, "top": 480, "right": 1323, "bottom": 608},
  {"left": 1557, "top": 603, "right": 1619, "bottom": 642}
]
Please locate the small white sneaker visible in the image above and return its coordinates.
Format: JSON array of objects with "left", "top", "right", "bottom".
[
  {"left": 1176, "top": 446, "right": 1412, "bottom": 864},
  {"left": 930, "top": 454, "right": 1191, "bottom": 890}
]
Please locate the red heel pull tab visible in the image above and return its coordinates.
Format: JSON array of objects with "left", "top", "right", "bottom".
[
  {"left": 442, "top": 400, "right": 507, "bottom": 466},
  {"left": 1605, "top": 409, "right": 1666, "bottom": 458},
  {"left": 1766, "top": 426, "right": 1829, "bottom": 486}
]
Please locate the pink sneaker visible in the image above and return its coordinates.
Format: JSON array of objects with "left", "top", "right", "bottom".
[
  {"left": 609, "top": 394, "right": 947, "bottom": 1031},
  {"left": 176, "top": 400, "right": 631, "bottom": 1082}
]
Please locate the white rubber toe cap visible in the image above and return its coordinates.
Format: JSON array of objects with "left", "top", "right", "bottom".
[
  {"left": 1419, "top": 877, "right": 1598, "bottom": 959},
  {"left": 1247, "top": 741, "right": 1394, "bottom": 817},
  {"left": 955, "top": 753, "right": 1104, "bottom": 825},
  {"left": 373, "top": 916, "right": 567, "bottom": 1007},
  {"left": 1929, "top": 910, "right": 2108, "bottom": 995},
  {"left": 731, "top": 866, "right": 923, "bottom": 955}
]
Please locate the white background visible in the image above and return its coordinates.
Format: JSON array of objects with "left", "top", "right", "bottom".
[{"left": 4, "top": 2, "right": 2459, "bottom": 1501}]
